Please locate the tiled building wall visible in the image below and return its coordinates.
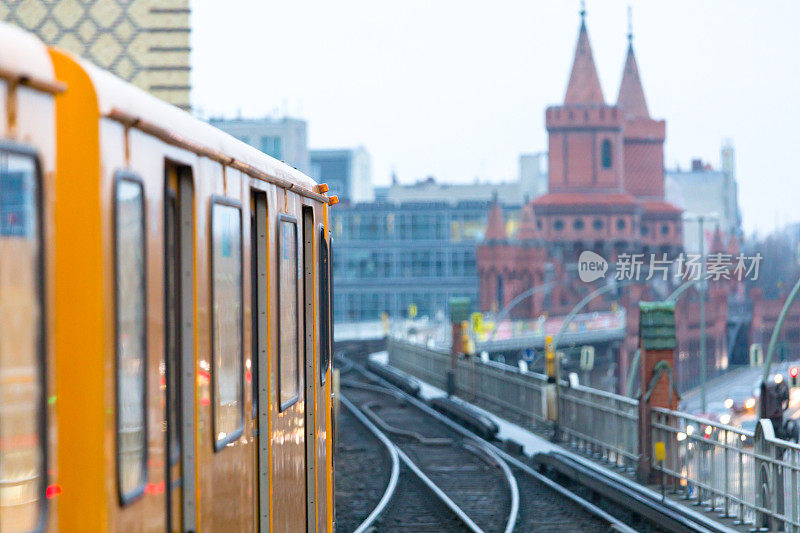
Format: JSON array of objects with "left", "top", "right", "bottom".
[{"left": 1, "top": 0, "right": 191, "bottom": 110}]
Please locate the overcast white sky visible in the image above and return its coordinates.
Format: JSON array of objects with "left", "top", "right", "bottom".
[{"left": 191, "top": 1, "right": 800, "bottom": 235}]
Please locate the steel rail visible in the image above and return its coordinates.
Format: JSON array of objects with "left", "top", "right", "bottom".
[
  {"left": 339, "top": 395, "right": 401, "bottom": 533},
  {"left": 361, "top": 401, "right": 452, "bottom": 445},
  {"left": 466, "top": 440, "right": 519, "bottom": 533},
  {"left": 356, "top": 386, "right": 518, "bottom": 532},
  {"left": 348, "top": 357, "right": 637, "bottom": 533},
  {"left": 392, "top": 446, "right": 484, "bottom": 533},
  {"left": 342, "top": 393, "right": 483, "bottom": 533}
]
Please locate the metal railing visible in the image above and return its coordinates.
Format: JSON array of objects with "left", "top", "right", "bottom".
[
  {"left": 651, "top": 408, "right": 756, "bottom": 524},
  {"left": 456, "top": 357, "right": 548, "bottom": 426},
  {"left": 388, "top": 337, "right": 800, "bottom": 531},
  {"left": 559, "top": 384, "right": 639, "bottom": 470},
  {"left": 389, "top": 338, "right": 636, "bottom": 460},
  {"left": 752, "top": 419, "right": 800, "bottom": 532},
  {"left": 650, "top": 408, "right": 800, "bottom": 531},
  {"left": 387, "top": 338, "right": 450, "bottom": 390}
]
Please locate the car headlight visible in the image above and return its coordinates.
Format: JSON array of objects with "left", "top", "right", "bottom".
[
  {"left": 745, "top": 398, "right": 756, "bottom": 410},
  {"left": 724, "top": 398, "right": 734, "bottom": 409}
]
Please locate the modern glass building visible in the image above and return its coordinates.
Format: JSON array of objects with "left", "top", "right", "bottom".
[
  {"left": 310, "top": 148, "right": 373, "bottom": 204},
  {"left": 208, "top": 116, "right": 310, "bottom": 174},
  {"left": 331, "top": 200, "right": 518, "bottom": 322}
]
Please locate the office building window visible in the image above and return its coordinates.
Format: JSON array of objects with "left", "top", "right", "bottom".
[{"left": 260, "top": 136, "right": 283, "bottom": 160}]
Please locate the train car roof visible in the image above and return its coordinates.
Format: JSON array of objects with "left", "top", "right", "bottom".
[
  {"left": 0, "top": 21, "right": 57, "bottom": 87},
  {"left": 72, "top": 53, "right": 320, "bottom": 194}
]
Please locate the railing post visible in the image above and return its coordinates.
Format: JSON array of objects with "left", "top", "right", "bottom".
[
  {"left": 723, "top": 428, "right": 730, "bottom": 517},
  {"left": 638, "top": 302, "right": 679, "bottom": 483},
  {"left": 448, "top": 298, "right": 471, "bottom": 397}
]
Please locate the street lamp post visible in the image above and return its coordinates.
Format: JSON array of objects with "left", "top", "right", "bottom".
[
  {"left": 683, "top": 212, "right": 718, "bottom": 415},
  {"left": 699, "top": 216, "right": 707, "bottom": 415}
]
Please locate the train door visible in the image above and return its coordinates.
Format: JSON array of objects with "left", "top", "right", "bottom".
[
  {"left": 316, "top": 223, "right": 331, "bottom": 530},
  {"left": 251, "top": 191, "right": 270, "bottom": 531},
  {"left": 302, "top": 207, "right": 316, "bottom": 531},
  {"left": 164, "top": 163, "right": 196, "bottom": 532},
  {"left": 274, "top": 209, "right": 305, "bottom": 532}
]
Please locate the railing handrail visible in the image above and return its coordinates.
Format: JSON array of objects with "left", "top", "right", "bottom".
[{"left": 563, "top": 382, "right": 639, "bottom": 406}]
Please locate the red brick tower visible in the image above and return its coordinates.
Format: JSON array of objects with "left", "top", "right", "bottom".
[
  {"left": 533, "top": 12, "right": 642, "bottom": 264},
  {"left": 546, "top": 12, "right": 624, "bottom": 194},
  {"left": 477, "top": 10, "right": 684, "bottom": 361},
  {"left": 478, "top": 199, "right": 510, "bottom": 313},
  {"left": 617, "top": 30, "right": 666, "bottom": 199}
]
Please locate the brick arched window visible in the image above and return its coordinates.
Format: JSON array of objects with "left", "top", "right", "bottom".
[{"left": 601, "top": 139, "right": 613, "bottom": 169}]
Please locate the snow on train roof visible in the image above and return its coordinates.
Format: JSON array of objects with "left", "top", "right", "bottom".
[
  {"left": 78, "top": 56, "right": 319, "bottom": 192},
  {"left": 0, "top": 21, "right": 56, "bottom": 85}
]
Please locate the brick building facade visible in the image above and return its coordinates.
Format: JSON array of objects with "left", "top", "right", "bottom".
[{"left": 478, "top": 12, "right": 687, "bottom": 390}]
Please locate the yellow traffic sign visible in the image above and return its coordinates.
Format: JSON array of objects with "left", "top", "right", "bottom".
[
  {"left": 470, "top": 312, "right": 483, "bottom": 332},
  {"left": 545, "top": 335, "right": 555, "bottom": 378},
  {"left": 654, "top": 441, "right": 666, "bottom": 462}
]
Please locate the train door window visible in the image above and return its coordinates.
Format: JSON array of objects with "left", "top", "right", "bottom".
[
  {"left": 0, "top": 149, "right": 45, "bottom": 530},
  {"left": 278, "top": 214, "right": 300, "bottom": 410},
  {"left": 302, "top": 207, "right": 316, "bottom": 531},
  {"left": 318, "top": 225, "right": 330, "bottom": 385},
  {"left": 115, "top": 173, "right": 148, "bottom": 503},
  {"left": 251, "top": 191, "right": 270, "bottom": 530},
  {"left": 164, "top": 164, "right": 196, "bottom": 531},
  {"left": 210, "top": 199, "right": 244, "bottom": 450}
]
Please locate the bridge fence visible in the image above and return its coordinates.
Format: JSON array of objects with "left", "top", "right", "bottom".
[
  {"left": 387, "top": 337, "right": 800, "bottom": 531},
  {"left": 388, "top": 337, "right": 637, "bottom": 465},
  {"left": 652, "top": 408, "right": 800, "bottom": 531},
  {"left": 559, "top": 385, "right": 639, "bottom": 470}
]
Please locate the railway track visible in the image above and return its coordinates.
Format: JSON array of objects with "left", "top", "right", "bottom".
[
  {"left": 334, "top": 395, "right": 396, "bottom": 532},
  {"left": 340, "top": 394, "right": 482, "bottom": 532},
  {"left": 337, "top": 357, "right": 635, "bottom": 532}
]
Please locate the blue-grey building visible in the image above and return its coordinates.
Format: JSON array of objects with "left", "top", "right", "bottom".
[
  {"left": 310, "top": 147, "right": 372, "bottom": 204},
  {"left": 208, "top": 116, "right": 310, "bottom": 174},
  {"left": 331, "top": 200, "right": 519, "bottom": 322}
]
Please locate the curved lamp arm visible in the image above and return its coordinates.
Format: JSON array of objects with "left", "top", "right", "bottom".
[{"left": 762, "top": 276, "right": 800, "bottom": 382}]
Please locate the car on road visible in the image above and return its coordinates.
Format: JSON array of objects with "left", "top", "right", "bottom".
[
  {"left": 726, "top": 390, "right": 758, "bottom": 413},
  {"left": 738, "top": 419, "right": 758, "bottom": 447}
]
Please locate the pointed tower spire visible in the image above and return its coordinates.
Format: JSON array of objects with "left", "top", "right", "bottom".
[
  {"left": 515, "top": 202, "right": 541, "bottom": 244},
  {"left": 484, "top": 195, "right": 507, "bottom": 242},
  {"left": 616, "top": 8, "right": 650, "bottom": 119},
  {"left": 564, "top": 6, "right": 605, "bottom": 105}
]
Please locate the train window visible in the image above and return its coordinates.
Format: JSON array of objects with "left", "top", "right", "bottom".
[
  {"left": 318, "top": 225, "right": 331, "bottom": 386},
  {"left": 278, "top": 214, "right": 300, "bottom": 410},
  {"left": 115, "top": 173, "right": 148, "bottom": 503},
  {"left": 0, "top": 149, "right": 45, "bottom": 530},
  {"left": 210, "top": 199, "right": 244, "bottom": 450}
]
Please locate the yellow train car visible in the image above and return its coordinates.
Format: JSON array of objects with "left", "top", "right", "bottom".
[{"left": 0, "top": 20, "right": 335, "bottom": 532}]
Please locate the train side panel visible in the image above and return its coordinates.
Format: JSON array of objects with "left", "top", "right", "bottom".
[
  {"left": 0, "top": 25, "right": 57, "bottom": 532},
  {"left": 48, "top": 34, "right": 333, "bottom": 532},
  {"left": 49, "top": 48, "right": 110, "bottom": 531}
]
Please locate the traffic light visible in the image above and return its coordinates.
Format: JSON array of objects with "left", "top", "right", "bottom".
[{"left": 791, "top": 366, "right": 799, "bottom": 388}]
